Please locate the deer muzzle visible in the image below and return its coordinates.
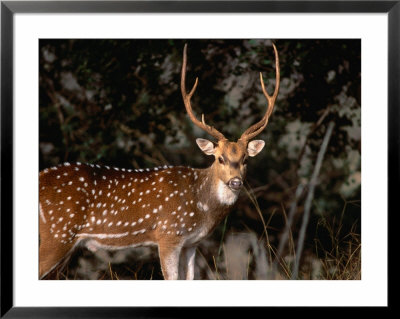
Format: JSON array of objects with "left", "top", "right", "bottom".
[{"left": 228, "top": 177, "right": 243, "bottom": 191}]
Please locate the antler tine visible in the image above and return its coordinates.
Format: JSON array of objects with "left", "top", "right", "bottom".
[
  {"left": 239, "top": 43, "right": 280, "bottom": 142},
  {"left": 181, "top": 44, "right": 226, "bottom": 141}
]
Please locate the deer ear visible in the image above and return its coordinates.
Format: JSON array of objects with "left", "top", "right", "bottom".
[
  {"left": 196, "top": 138, "right": 215, "bottom": 155},
  {"left": 247, "top": 140, "right": 265, "bottom": 157}
]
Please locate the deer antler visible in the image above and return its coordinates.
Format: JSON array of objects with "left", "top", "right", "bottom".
[
  {"left": 239, "top": 43, "right": 280, "bottom": 142},
  {"left": 181, "top": 44, "right": 226, "bottom": 141}
]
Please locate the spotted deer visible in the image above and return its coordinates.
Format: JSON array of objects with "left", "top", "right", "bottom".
[{"left": 39, "top": 43, "right": 280, "bottom": 280}]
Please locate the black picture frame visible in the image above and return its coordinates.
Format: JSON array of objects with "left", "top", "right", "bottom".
[{"left": 1, "top": 1, "right": 395, "bottom": 317}]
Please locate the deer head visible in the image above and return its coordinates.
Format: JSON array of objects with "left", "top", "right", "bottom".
[{"left": 181, "top": 43, "right": 280, "bottom": 194}]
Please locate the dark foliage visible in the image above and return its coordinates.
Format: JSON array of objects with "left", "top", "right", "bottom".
[{"left": 39, "top": 39, "right": 361, "bottom": 279}]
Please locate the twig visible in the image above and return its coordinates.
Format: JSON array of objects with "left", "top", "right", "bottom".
[
  {"left": 270, "top": 182, "right": 305, "bottom": 277},
  {"left": 216, "top": 216, "right": 228, "bottom": 265},
  {"left": 295, "top": 106, "right": 331, "bottom": 172},
  {"left": 291, "top": 121, "right": 335, "bottom": 279},
  {"left": 43, "top": 77, "right": 70, "bottom": 161}
]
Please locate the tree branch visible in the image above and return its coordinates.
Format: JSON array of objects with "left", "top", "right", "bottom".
[{"left": 291, "top": 121, "right": 335, "bottom": 279}]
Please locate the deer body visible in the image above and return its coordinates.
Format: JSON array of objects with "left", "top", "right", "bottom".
[
  {"left": 39, "top": 43, "right": 280, "bottom": 280},
  {"left": 40, "top": 162, "right": 238, "bottom": 279}
]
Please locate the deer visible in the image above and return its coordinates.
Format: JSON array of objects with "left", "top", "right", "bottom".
[{"left": 39, "top": 43, "right": 280, "bottom": 280}]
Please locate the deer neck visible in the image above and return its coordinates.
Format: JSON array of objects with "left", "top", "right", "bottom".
[{"left": 194, "top": 164, "right": 240, "bottom": 212}]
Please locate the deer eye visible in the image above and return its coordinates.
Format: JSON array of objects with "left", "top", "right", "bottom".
[{"left": 218, "top": 157, "right": 225, "bottom": 164}]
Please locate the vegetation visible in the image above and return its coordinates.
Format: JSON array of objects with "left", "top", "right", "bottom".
[{"left": 40, "top": 39, "right": 361, "bottom": 280}]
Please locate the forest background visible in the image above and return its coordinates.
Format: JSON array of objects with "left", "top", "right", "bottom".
[{"left": 39, "top": 39, "right": 361, "bottom": 280}]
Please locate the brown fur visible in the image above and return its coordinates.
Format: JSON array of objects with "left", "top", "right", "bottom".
[{"left": 39, "top": 156, "right": 252, "bottom": 279}]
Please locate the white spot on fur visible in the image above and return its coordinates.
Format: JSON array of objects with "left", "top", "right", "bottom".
[
  {"left": 77, "top": 232, "right": 129, "bottom": 239},
  {"left": 132, "top": 229, "right": 146, "bottom": 235},
  {"left": 39, "top": 203, "right": 46, "bottom": 223},
  {"left": 197, "top": 202, "right": 209, "bottom": 212}
]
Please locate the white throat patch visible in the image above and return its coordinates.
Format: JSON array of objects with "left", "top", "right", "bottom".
[{"left": 216, "top": 179, "right": 239, "bottom": 206}]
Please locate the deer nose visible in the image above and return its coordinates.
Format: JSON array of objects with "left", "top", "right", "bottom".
[{"left": 228, "top": 177, "right": 243, "bottom": 191}]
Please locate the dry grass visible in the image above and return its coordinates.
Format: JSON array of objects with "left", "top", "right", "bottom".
[{"left": 314, "top": 218, "right": 361, "bottom": 280}]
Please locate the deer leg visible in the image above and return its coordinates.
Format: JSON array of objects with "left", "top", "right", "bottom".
[
  {"left": 179, "top": 246, "right": 197, "bottom": 280},
  {"left": 158, "top": 244, "right": 181, "bottom": 280},
  {"left": 178, "top": 252, "right": 185, "bottom": 279},
  {"left": 39, "top": 240, "right": 75, "bottom": 279}
]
